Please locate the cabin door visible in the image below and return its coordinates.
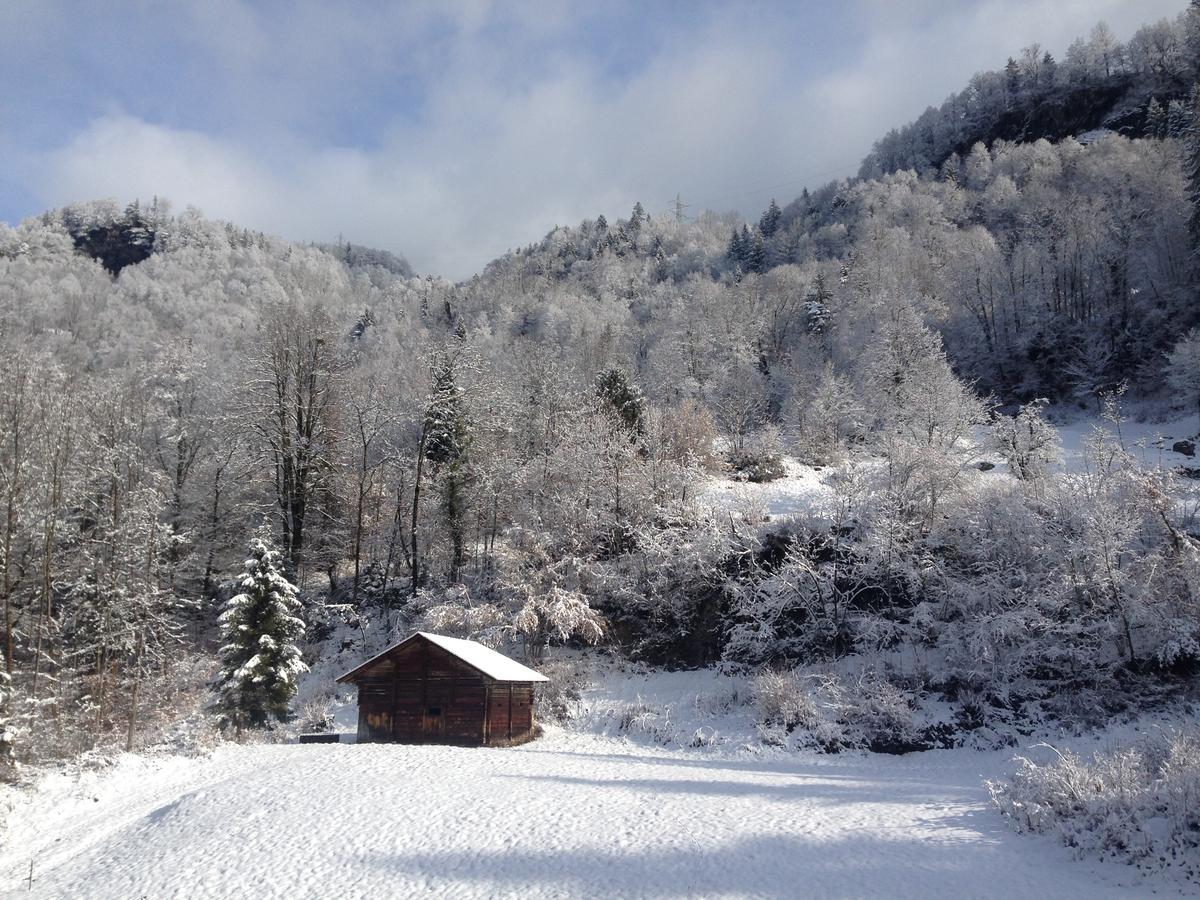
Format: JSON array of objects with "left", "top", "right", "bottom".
[{"left": 421, "top": 703, "right": 445, "bottom": 741}]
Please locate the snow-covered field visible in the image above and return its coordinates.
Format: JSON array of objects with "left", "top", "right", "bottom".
[
  {"left": 2, "top": 728, "right": 1182, "bottom": 899},
  {"left": 4, "top": 656, "right": 1194, "bottom": 900}
]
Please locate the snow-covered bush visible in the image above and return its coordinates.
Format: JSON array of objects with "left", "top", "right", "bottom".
[
  {"left": 790, "top": 364, "right": 864, "bottom": 465},
  {"left": 753, "top": 670, "right": 821, "bottom": 733},
  {"left": 0, "top": 653, "right": 15, "bottom": 782},
  {"left": 989, "top": 731, "right": 1200, "bottom": 877},
  {"left": 533, "top": 657, "right": 589, "bottom": 723},
  {"left": 615, "top": 698, "right": 676, "bottom": 744},
  {"left": 295, "top": 695, "right": 336, "bottom": 734},
  {"left": 834, "top": 672, "right": 922, "bottom": 753},
  {"left": 728, "top": 425, "right": 787, "bottom": 483},
  {"left": 992, "top": 400, "right": 1061, "bottom": 482},
  {"left": 752, "top": 668, "right": 923, "bottom": 753},
  {"left": 415, "top": 585, "right": 510, "bottom": 644}
]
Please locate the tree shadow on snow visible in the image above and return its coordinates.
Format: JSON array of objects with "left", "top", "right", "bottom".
[
  {"left": 358, "top": 830, "right": 1018, "bottom": 899},
  {"left": 501, "top": 772, "right": 969, "bottom": 808}
]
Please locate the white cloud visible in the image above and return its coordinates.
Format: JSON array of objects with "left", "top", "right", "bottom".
[{"left": 22, "top": 0, "right": 1187, "bottom": 278}]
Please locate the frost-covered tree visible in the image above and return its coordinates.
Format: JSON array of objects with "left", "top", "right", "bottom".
[
  {"left": 1166, "top": 328, "right": 1200, "bottom": 428},
  {"left": 512, "top": 584, "right": 605, "bottom": 662},
  {"left": 213, "top": 536, "right": 307, "bottom": 734},
  {"left": 993, "top": 400, "right": 1061, "bottom": 483},
  {"left": 1145, "top": 97, "right": 1168, "bottom": 138},
  {"left": 1186, "top": 83, "right": 1200, "bottom": 253},
  {"left": 247, "top": 299, "right": 344, "bottom": 573},
  {"left": 422, "top": 352, "right": 473, "bottom": 583}
]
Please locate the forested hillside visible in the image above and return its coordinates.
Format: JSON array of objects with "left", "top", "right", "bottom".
[
  {"left": 1, "top": 6, "right": 1199, "bottom": 776},
  {"left": 861, "top": 11, "right": 1200, "bottom": 177}
]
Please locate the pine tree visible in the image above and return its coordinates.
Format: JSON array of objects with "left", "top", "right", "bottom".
[
  {"left": 939, "top": 152, "right": 961, "bottom": 183},
  {"left": 1168, "top": 98, "right": 1190, "bottom": 139},
  {"left": 805, "top": 272, "right": 834, "bottom": 335},
  {"left": 1186, "top": 85, "right": 1200, "bottom": 254},
  {"left": 1145, "top": 98, "right": 1167, "bottom": 139},
  {"left": 424, "top": 355, "right": 472, "bottom": 581},
  {"left": 629, "top": 201, "right": 646, "bottom": 232},
  {"left": 759, "top": 199, "right": 782, "bottom": 239},
  {"left": 595, "top": 368, "right": 646, "bottom": 438},
  {"left": 1004, "top": 57, "right": 1021, "bottom": 101},
  {"left": 727, "top": 227, "right": 745, "bottom": 266},
  {"left": 738, "top": 224, "right": 756, "bottom": 271},
  {"left": 1040, "top": 51, "right": 1057, "bottom": 86},
  {"left": 425, "top": 356, "right": 470, "bottom": 467},
  {"left": 1189, "top": 1, "right": 1200, "bottom": 72},
  {"left": 747, "top": 230, "right": 766, "bottom": 273},
  {"left": 213, "top": 536, "right": 307, "bottom": 734}
]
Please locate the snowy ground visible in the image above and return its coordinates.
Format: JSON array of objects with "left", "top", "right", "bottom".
[
  {"left": 2, "top": 728, "right": 1184, "bottom": 899},
  {"left": 699, "top": 458, "right": 835, "bottom": 520},
  {"left": 1051, "top": 413, "right": 1199, "bottom": 475},
  {"left": 3, "top": 657, "right": 1193, "bottom": 900}
]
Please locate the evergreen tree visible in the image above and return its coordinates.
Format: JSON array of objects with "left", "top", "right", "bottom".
[
  {"left": 1189, "top": 1, "right": 1200, "bottom": 70},
  {"left": 1186, "top": 85, "right": 1200, "bottom": 254},
  {"left": 1168, "top": 98, "right": 1190, "bottom": 138},
  {"left": 747, "top": 230, "right": 766, "bottom": 273},
  {"left": 595, "top": 368, "right": 646, "bottom": 438},
  {"left": 939, "top": 152, "right": 961, "bottom": 183},
  {"left": 759, "top": 199, "right": 782, "bottom": 239},
  {"left": 425, "top": 357, "right": 470, "bottom": 467},
  {"left": 727, "top": 227, "right": 746, "bottom": 266},
  {"left": 652, "top": 235, "right": 667, "bottom": 281},
  {"left": 738, "top": 224, "right": 756, "bottom": 271},
  {"left": 805, "top": 272, "right": 834, "bottom": 335},
  {"left": 424, "top": 354, "right": 472, "bottom": 580},
  {"left": 1040, "top": 51, "right": 1057, "bottom": 86},
  {"left": 213, "top": 536, "right": 307, "bottom": 734},
  {"left": 629, "top": 201, "right": 646, "bottom": 231},
  {"left": 1145, "top": 98, "right": 1167, "bottom": 139},
  {"left": 1004, "top": 57, "right": 1021, "bottom": 100}
]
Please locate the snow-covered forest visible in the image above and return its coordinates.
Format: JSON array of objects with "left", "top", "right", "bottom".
[{"left": 2, "top": 3, "right": 1200, "bottom": 894}]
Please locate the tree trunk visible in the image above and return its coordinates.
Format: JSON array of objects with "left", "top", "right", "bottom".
[{"left": 411, "top": 424, "right": 428, "bottom": 597}]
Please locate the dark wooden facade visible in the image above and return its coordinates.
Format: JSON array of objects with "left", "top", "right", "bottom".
[{"left": 336, "top": 634, "right": 541, "bottom": 746}]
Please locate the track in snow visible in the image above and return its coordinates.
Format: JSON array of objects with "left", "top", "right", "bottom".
[{"left": 1, "top": 732, "right": 1173, "bottom": 899}]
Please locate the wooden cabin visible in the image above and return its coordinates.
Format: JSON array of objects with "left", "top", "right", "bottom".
[{"left": 336, "top": 632, "right": 549, "bottom": 746}]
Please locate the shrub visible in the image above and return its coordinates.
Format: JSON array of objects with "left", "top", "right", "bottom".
[
  {"left": 753, "top": 670, "right": 820, "bottom": 732},
  {"left": 534, "top": 658, "right": 588, "bottom": 723},
  {"left": 615, "top": 697, "right": 675, "bottom": 744},
  {"left": 989, "top": 730, "right": 1200, "bottom": 877},
  {"left": 752, "top": 668, "right": 924, "bottom": 753},
  {"left": 836, "top": 672, "right": 923, "bottom": 753}
]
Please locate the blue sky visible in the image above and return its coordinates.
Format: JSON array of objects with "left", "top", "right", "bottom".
[{"left": 0, "top": 0, "right": 1186, "bottom": 277}]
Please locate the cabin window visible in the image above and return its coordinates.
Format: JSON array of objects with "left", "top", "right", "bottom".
[{"left": 427, "top": 706, "right": 442, "bottom": 716}]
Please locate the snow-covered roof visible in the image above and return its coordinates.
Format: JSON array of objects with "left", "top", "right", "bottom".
[{"left": 336, "top": 632, "right": 549, "bottom": 684}]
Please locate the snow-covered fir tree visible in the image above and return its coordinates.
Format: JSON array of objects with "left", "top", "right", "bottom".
[{"left": 213, "top": 536, "right": 308, "bottom": 734}]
